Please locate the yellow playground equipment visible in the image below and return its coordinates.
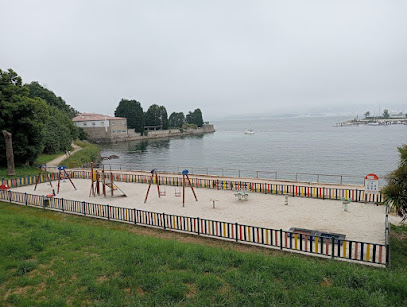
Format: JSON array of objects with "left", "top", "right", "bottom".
[{"left": 89, "top": 162, "right": 126, "bottom": 197}]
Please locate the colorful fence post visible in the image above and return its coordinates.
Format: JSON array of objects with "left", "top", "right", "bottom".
[
  {"left": 134, "top": 209, "right": 137, "bottom": 225},
  {"left": 280, "top": 229, "right": 283, "bottom": 250}
]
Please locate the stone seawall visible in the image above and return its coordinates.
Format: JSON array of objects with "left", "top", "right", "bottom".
[{"left": 102, "top": 125, "right": 215, "bottom": 143}]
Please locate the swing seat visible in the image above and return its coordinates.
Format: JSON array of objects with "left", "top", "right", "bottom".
[
  {"left": 175, "top": 190, "right": 181, "bottom": 197},
  {"left": 160, "top": 191, "right": 166, "bottom": 196}
]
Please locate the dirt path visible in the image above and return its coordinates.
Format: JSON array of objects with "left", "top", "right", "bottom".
[{"left": 47, "top": 143, "right": 82, "bottom": 167}]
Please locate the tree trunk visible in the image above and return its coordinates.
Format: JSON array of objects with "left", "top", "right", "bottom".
[{"left": 2, "top": 130, "right": 16, "bottom": 176}]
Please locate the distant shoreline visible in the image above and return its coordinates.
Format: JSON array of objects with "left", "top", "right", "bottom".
[
  {"left": 335, "top": 118, "right": 407, "bottom": 127},
  {"left": 94, "top": 124, "right": 215, "bottom": 144}
]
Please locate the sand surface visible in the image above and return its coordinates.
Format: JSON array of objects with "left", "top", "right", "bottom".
[{"left": 12, "top": 178, "right": 401, "bottom": 244}]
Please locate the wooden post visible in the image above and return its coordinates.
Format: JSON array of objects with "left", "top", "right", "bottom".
[
  {"left": 57, "top": 170, "right": 61, "bottom": 193},
  {"left": 64, "top": 169, "right": 76, "bottom": 190},
  {"left": 96, "top": 170, "right": 100, "bottom": 195},
  {"left": 186, "top": 174, "right": 198, "bottom": 202},
  {"left": 34, "top": 166, "right": 43, "bottom": 191},
  {"left": 45, "top": 166, "right": 53, "bottom": 188},
  {"left": 183, "top": 174, "right": 185, "bottom": 207},
  {"left": 144, "top": 170, "right": 154, "bottom": 203},
  {"left": 110, "top": 170, "right": 114, "bottom": 197},
  {"left": 89, "top": 162, "right": 95, "bottom": 197},
  {"left": 2, "top": 130, "right": 15, "bottom": 176},
  {"left": 102, "top": 165, "right": 106, "bottom": 197},
  {"left": 155, "top": 171, "right": 161, "bottom": 197}
]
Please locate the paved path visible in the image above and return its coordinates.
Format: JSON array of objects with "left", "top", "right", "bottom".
[{"left": 47, "top": 144, "right": 82, "bottom": 168}]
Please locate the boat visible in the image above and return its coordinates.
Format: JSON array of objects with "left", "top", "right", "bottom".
[{"left": 244, "top": 129, "right": 254, "bottom": 135}]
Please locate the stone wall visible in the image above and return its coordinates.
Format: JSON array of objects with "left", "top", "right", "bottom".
[{"left": 86, "top": 123, "right": 215, "bottom": 143}]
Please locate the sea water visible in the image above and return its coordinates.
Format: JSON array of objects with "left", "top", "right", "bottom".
[{"left": 100, "top": 116, "right": 406, "bottom": 186}]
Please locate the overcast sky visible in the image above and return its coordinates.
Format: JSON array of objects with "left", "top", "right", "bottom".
[{"left": 1, "top": 0, "right": 406, "bottom": 120}]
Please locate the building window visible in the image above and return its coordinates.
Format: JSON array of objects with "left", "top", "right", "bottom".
[{"left": 92, "top": 122, "right": 96, "bottom": 126}]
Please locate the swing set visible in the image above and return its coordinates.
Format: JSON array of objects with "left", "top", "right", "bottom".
[
  {"left": 34, "top": 165, "right": 53, "bottom": 191},
  {"left": 144, "top": 169, "right": 198, "bottom": 207},
  {"left": 57, "top": 165, "right": 77, "bottom": 193},
  {"left": 34, "top": 164, "right": 76, "bottom": 194}
]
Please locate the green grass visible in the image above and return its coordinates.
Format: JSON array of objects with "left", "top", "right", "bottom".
[
  {"left": 389, "top": 224, "right": 407, "bottom": 273},
  {"left": 0, "top": 202, "right": 406, "bottom": 306},
  {"left": 61, "top": 141, "right": 100, "bottom": 169},
  {"left": 1, "top": 140, "right": 99, "bottom": 180},
  {"left": 36, "top": 153, "right": 65, "bottom": 166},
  {"left": 0, "top": 153, "right": 65, "bottom": 179}
]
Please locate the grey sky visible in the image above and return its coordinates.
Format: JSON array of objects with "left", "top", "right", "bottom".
[{"left": 1, "top": 0, "right": 406, "bottom": 120}]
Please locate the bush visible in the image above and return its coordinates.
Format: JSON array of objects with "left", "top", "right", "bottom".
[{"left": 182, "top": 123, "right": 198, "bottom": 130}]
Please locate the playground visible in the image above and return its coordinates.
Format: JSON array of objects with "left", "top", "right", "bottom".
[{"left": 9, "top": 174, "right": 396, "bottom": 244}]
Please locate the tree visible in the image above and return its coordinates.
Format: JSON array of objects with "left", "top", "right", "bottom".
[
  {"left": 381, "top": 144, "right": 407, "bottom": 219},
  {"left": 26, "top": 81, "right": 78, "bottom": 118},
  {"left": 145, "top": 104, "right": 168, "bottom": 129},
  {"left": 42, "top": 106, "right": 73, "bottom": 154},
  {"left": 159, "top": 106, "right": 169, "bottom": 129},
  {"left": 0, "top": 69, "right": 49, "bottom": 166},
  {"left": 145, "top": 104, "right": 160, "bottom": 127},
  {"left": 382, "top": 109, "right": 390, "bottom": 119},
  {"left": 186, "top": 108, "right": 204, "bottom": 127},
  {"left": 25, "top": 82, "right": 79, "bottom": 153},
  {"left": 364, "top": 111, "right": 370, "bottom": 118},
  {"left": 185, "top": 112, "right": 192, "bottom": 125},
  {"left": 115, "top": 99, "right": 144, "bottom": 132},
  {"left": 169, "top": 112, "right": 185, "bottom": 128}
]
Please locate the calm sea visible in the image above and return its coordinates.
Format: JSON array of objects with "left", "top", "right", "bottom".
[{"left": 100, "top": 116, "right": 406, "bottom": 186}]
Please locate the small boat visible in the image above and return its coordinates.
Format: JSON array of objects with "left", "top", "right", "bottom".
[{"left": 244, "top": 129, "right": 254, "bottom": 135}]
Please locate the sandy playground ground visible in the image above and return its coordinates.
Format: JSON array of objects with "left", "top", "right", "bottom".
[{"left": 11, "top": 178, "right": 402, "bottom": 244}]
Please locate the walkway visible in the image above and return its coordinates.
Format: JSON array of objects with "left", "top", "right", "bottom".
[{"left": 47, "top": 143, "right": 82, "bottom": 168}]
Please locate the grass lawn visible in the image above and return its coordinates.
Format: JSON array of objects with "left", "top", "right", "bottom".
[
  {"left": 0, "top": 202, "right": 406, "bottom": 306},
  {"left": 0, "top": 153, "right": 64, "bottom": 180},
  {"left": 1, "top": 140, "right": 100, "bottom": 180}
]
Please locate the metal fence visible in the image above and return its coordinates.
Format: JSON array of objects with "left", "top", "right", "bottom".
[
  {"left": 70, "top": 170, "right": 383, "bottom": 203},
  {"left": 99, "top": 163, "right": 367, "bottom": 186}
]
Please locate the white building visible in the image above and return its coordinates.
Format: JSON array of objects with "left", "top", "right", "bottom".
[{"left": 72, "top": 113, "right": 128, "bottom": 142}]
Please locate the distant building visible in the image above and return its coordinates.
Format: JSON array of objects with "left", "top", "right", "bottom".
[
  {"left": 72, "top": 113, "right": 128, "bottom": 142},
  {"left": 389, "top": 112, "right": 405, "bottom": 119}
]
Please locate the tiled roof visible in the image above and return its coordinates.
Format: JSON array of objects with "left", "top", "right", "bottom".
[{"left": 72, "top": 113, "right": 126, "bottom": 122}]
